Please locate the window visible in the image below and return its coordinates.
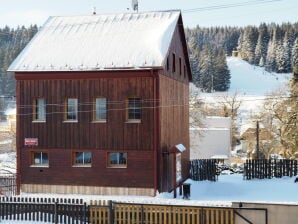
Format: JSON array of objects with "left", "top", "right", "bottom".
[
  {"left": 65, "top": 98, "right": 78, "bottom": 121},
  {"left": 127, "top": 97, "right": 141, "bottom": 122},
  {"left": 166, "top": 57, "right": 169, "bottom": 71},
  {"left": 172, "top": 53, "right": 176, "bottom": 73},
  {"left": 31, "top": 152, "right": 48, "bottom": 166},
  {"left": 179, "top": 58, "right": 182, "bottom": 76},
  {"left": 33, "top": 98, "right": 46, "bottom": 121},
  {"left": 73, "top": 151, "right": 92, "bottom": 166},
  {"left": 94, "top": 97, "right": 107, "bottom": 121},
  {"left": 108, "top": 152, "right": 127, "bottom": 168}
]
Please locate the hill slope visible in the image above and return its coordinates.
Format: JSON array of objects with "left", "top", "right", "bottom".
[{"left": 227, "top": 57, "right": 291, "bottom": 95}]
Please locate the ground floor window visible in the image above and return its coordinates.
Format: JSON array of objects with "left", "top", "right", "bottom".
[
  {"left": 73, "top": 151, "right": 92, "bottom": 166},
  {"left": 107, "top": 152, "right": 127, "bottom": 168},
  {"left": 31, "top": 152, "right": 48, "bottom": 167}
]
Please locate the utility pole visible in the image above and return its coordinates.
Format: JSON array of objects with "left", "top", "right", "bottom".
[
  {"left": 256, "top": 120, "right": 259, "bottom": 159},
  {"left": 211, "top": 74, "right": 214, "bottom": 92}
]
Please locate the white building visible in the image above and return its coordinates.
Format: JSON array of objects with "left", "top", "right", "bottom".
[{"left": 190, "top": 116, "right": 232, "bottom": 163}]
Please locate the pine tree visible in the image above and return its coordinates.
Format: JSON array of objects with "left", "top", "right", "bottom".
[
  {"left": 214, "top": 48, "right": 231, "bottom": 91},
  {"left": 238, "top": 26, "right": 258, "bottom": 63},
  {"left": 292, "top": 38, "right": 298, "bottom": 74},
  {"left": 187, "top": 30, "right": 201, "bottom": 88},
  {"left": 199, "top": 44, "right": 215, "bottom": 92},
  {"left": 254, "top": 23, "right": 269, "bottom": 66},
  {"left": 265, "top": 39, "right": 276, "bottom": 72}
]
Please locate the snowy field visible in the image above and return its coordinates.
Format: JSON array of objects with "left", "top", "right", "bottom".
[
  {"left": 194, "top": 57, "right": 293, "bottom": 121},
  {"left": 227, "top": 57, "right": 291, "bottom": 95}
]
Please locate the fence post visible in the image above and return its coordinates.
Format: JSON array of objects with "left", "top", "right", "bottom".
[
  {"left": 109, "top": 200, "right": 114, "bottom": 224},
  {"left": 83, "top": 202, "right": 87, "bottom": 224},
  {"left": 54, "top": 201, "right": 58, "bottom": 224},
  {"left": 141, "top": 204, "right": 144, "bottom": 224}
]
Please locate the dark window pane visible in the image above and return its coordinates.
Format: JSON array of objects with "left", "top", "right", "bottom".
[
  {"left": 84, "top": 152, "right": 92, "bottom": 164},
  {"left": 75, "top": 152, "right": 84, "bottom": 164},
  {"left": 109, "top": 153, "right": 118, "bottom": 164},
  {"left": 41, "top": 153, "right": 48, "bottom": 164},
  {"left": 119, "top": 153, "right": 127, "bottom": 165}
]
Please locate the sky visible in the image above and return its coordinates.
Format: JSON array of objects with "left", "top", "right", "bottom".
[{"left": 0, "top": 0, "right": 297, "bottom": 28}]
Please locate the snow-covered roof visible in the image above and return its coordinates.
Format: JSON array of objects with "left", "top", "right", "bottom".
[
  {"left": 8, "top": 11, "right": 181, "bottom": 72},
  {"left": 211, "top": 154, "right": 229, "bottom": 160}
]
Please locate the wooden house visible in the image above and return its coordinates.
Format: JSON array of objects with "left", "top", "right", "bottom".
[{"left": 8, "top": 10, "right": 191, "bottom": 196}]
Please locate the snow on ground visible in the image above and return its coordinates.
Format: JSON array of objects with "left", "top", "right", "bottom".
[
  {"left": 192, "top": 57, "right": 293, "bottom": 125},
  {"left": 21, "top": 174, "right": 298, "bottom": 207},
  {"left": 0, "top": 151, "right": 16, "bottom": 174},
  {"left": 227, "top": 57, "right": 291, "bottom": 96}
]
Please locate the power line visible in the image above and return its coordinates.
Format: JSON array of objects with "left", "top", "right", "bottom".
[{"left": 182, "top": 0, "right": 283, "bottom": 13}]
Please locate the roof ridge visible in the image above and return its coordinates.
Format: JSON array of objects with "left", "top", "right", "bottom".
[{"left": 50, "top": 9, "right": 181, "bottom": 19}]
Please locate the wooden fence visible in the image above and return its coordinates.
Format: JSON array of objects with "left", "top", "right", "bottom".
[
  {"left": 0, "top": 196, "right": 88, "bottom": 223},
  {"left": 89, "top": 201, "right": 234, "bottom": 224},
  {"left": 190, "top": 159, "right": 218, "bottom": 181},
  {"left": 0, "top": 173, "right": 16, "bottom": 196},
  {"left": 244, "top": 159, "right": 298, "bottom": 179}
]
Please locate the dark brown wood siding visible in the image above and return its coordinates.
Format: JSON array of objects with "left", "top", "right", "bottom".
[
  {"left": 157, "top": 23, "right": 190, "bottom": 192},
  {"left": 16, "top": 71, "right": 156, "bottom": 188},
  {"left": 158, "top": 75, "right": 190, "bottom": 192},
  {"left": 20, "top": 148, "right": 154, "bottom": 187}
]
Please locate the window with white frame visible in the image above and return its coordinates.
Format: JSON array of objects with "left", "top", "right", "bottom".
[
  {"left": 33, "top": 98, "right": 46, "bottom": 121},
  {"left": 94, "top": 97, "right": 107, "bottom": 121},
  {"left": 31, "top": 152, "right": 48, "bottom": 166},
  {"left": 127, "top": 97, "right": 141, "bottom": 121},
  {"left": 65, "top": 98, "right": 78, "bottom": 121},
  {"left": 107, "top": 152, "right": 127, "bottom": 168},
  {"left": 73, "top": 151, "right": 92, "bottom": 166}
]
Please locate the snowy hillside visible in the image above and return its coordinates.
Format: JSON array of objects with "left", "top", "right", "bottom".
[
  {"left": 193, "top": 57, "right": 293, "bottom": 120},
  {"left": 227, "top": 57, "right": 291, "bottom": 95}
]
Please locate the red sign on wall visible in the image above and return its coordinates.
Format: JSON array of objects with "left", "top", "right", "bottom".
[{"left": 24, "top": 138, "right": 38, "bottom": 146}]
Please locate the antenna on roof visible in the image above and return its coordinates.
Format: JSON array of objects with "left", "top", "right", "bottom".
[
  {"left": 132, "top": 0, "right": 138, "bottom": 13},
  {"left": 92, "top": 6, "right": 96, "bottom": 15}
]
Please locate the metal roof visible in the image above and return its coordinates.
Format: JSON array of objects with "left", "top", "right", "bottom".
[{"left": 8, "top": 11, "right": 180, "bottom": 72}]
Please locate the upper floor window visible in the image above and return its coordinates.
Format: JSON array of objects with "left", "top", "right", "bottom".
[
  {"left": 33, "top": 98, "right": 46, "bottom": 121},
  {"left": 166, "top": 57, "right": 169, "bottom": 71},
  {"left": 65, "top": 98, "right": 78, "bottom": 121},
  {"left": 179, "top": 57, "right": 182, "bottom": 76},
  {"left": 107, "top": 152, "right": 127, "bottom": 168},
  {"left": 94, "top": 97, "right": 107, "bottom": 121},
  {"left": 172, "top": 53, "right": 176, "bottom": 73},
  {"left": 127, "top": 97, "right": 141, "bottom": 122},
  {"left": 31, "top": 151, "right": 48, "bottom": 167},
  {"left": 73, "top": 151, "right": 92, "bottom": 166}
]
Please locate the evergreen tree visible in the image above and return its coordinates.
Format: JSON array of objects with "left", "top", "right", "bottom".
[
  {"left": 0, "top": 25, "right": 38, "bottom": 96},
  {"left": 199, "top": 44, "right": 215, "bottom": 92},
  {"left": 265, "top": 39, "right": 277, "bottom": 72},
  {"left": 238, "top": 26, "right": 258, "bottom": 63},
  {"left": 214, "top": 48, "right": 231, "bottom": 91},
  {"left": 292, "top": 38, "right": 298, "bottom": 74},
  {"left": 254, "top": 23, "right": 269, "bottom": 66}
]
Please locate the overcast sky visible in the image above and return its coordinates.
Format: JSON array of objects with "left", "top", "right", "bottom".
[{"left": 0, "top": 0, "right": 297, "bottom": 28}]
